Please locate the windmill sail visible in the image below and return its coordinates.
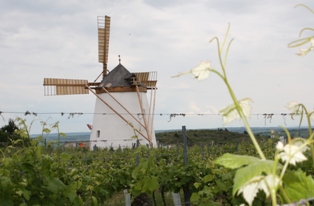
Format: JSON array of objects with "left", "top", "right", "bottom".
[
  {"left": 133, "top": 72, "right": 157, "bottom": 89},
  {"left": 43, "top": 78, "right": 89, "bottom": 96},
  {"left": 98, "top": 16, "right": 110, "bottom": 76}
]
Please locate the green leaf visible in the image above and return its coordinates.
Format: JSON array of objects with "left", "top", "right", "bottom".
[
  {"left": 46, "top": 177, "right": 66, "bottom": 193},
  {"left": 133, "top": 182, "right": 142, "bottom": 192},
  {"left": 203, "top": 174, "right": 214, "bottom": 183},
  {"left": 0, "top": 199, "right": 13, "bottom": 206},
  {"left": 42, "top": 128, "right": 51, "bottom": 134},
  {"left": 282, "top": 169, "right": 314, "bottom": 203},
  {"left": 67, "top": 191, "right": 77, "bottom": 203},
  {"left": 92, "top": 196, "right": 98, "bottom": 205},
  {"left": 16, "top": 189, "right": 31, "bottom": 200},
  {"left": 142, "top": 176, "right": 159, "bottom": 193},
  {"left": 51, "top": 121, "right": 59, "bottom": 129},
  {"left": 41, "top": 154, "right": 53, "bottom": 162},
  {"left": 65, "top": 181, "right": 82, "bottom": 202},
  {"left": 190, "top": 192, "right": 200, "bottom": 203},
  {"left": 214, "top": 153, "right": 261, "bottom": 169},
  {"left": 67, "top": 181, "right": 82, "bottom": 191},
  {"left": 232, "top": 160, "right": 274, "bottom": 196},
  {"left": 12, "top": 139, "right": 23, "bottom": 145},
  {"left": 60, "top": 132, "right": 66, "bottom": 138},
  {"left": 60, "top": 153, "right": 71, "bottom": 161},
  {"left": 194, "top": 182, "right": 201, "bottom": 189},
  {"left": 2, "top": 157, "right": 12, "bottom": 167},
  {"left": 216, "top": 179, "right": 228, "bottom": 191},
  {"left": 86, "top": 185, "right": 94, "bottom": 191},
  {"left": 0, "top": 176, "right": 11, "bottom": 190},
  {"left": 221, "top": 172, "right": 233, "bottom": 181},
  {"left": 22, "top": 190, "right": 31, "bottom": 200}
]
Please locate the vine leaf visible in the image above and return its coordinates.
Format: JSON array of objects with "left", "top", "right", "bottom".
[
  {"left": 190, "top": 193, "right": 200, "bottom": 203},
  {"left": 46, "top": 177, "right": 66, "bottom": 193},
  {"left": 203, "top": 174, "right": 214, "bottom": 183},
  {"left": 214, "top": 153, "right": 277, "bottom": 197},
  {"left": 0, "top": 176, "right": 11, "bottom": 190},
  {"left": 142, "top": 176, "right": 159, "bottom": 193},
  {"left": 282, "top": 169, "right": 314, "bottom": 203},
  {"left": 214, "top": 153, "right": 260, "bottom": 169},
  {"left": 64, "top": 181, "right": 82, "bottom": 203},
  {"left": 232, "top": 160, "right": 275, "bottom": 196},
  {"left": 16, "top": 189, "right": 31, "bottom": 200},
  {"left": 60, "top": 132, "right": 66, "bottom": 138},
  {"left": 92, "top": 196, "right": 98, "bottom": 205},
  {"left": 67, "top": 191, "right": 77, "bottom": 203}
]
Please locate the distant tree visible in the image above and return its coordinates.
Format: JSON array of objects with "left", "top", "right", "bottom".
[
  {"left": 0, "top": 119, "right": 31, "bottom": 146},
  {"left": 244, "top": 130, "right": 248, "bottom": 134},
  {"left": 1, "top": 119, "right": 18, "bottom": 133}
]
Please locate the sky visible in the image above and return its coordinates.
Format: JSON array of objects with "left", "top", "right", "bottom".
[{"left": 0, "top": 0, "right": 314, "bottom": 135}]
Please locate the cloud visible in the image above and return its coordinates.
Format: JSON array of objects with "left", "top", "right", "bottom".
[
  {"left": 143, "top": 0, "right": 190, "bottom": 9},
  {"left": 188, "top": 101, "right": 201, "bottom": 114},
  {"left": 1, "top": 0, "right": 314, "bottom": 134}
]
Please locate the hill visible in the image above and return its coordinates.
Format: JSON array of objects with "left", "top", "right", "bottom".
[
  {"left": 155, "top": 127, "right": 312, "bottom": 146},
  {"left": 155, "top": 128, "right": 267, "bottom": 146}
]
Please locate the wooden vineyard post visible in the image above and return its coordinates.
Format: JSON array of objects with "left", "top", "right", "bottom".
[
  {"left": 182, "top": 126, "right": 188, "bottom": 166},
  {"left": 182, "top": 126, "right": 191, "bottom": 206}
]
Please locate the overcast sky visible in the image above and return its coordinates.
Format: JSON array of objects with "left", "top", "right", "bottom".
[{"left": 1, "top": 0, "right": 314, "bottom": 135}]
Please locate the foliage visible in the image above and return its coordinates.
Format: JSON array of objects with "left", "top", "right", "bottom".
[
  {"left": 0, "top": 118, "right": 31, "bottom": 147},
  {"left": 2, "top": 117, "right": 314, "bottom": 205},
  {"left": 130, "top": 146, "right": 159, "bottom": 197},
  {"left": 0, "top": 117, "right": 278, "bottom": 205}
]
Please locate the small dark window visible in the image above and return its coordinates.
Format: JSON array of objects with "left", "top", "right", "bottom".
[{"left": 97, "top": 130, "right": 100, "bottom": 138}]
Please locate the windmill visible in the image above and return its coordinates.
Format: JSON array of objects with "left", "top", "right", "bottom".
[{"left": 43, "top": 16, "right": 157, "bottom": 149}]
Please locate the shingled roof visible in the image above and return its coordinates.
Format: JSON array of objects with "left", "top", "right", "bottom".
[{"left": 100, "top": 63, "right": 135, "bottom": 88}]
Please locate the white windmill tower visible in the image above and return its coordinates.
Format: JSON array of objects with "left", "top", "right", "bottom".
[{"left": 43, "top": 16, "right": 157, "bottom": 149}]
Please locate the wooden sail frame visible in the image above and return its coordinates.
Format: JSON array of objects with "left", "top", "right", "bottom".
[
  {"left": 98, "top": 16, "right": 110, "bottom": 76},
  {"left": 147, "top": 84, "right": 157, "bottom": 143},
  {"left": 131, "top": 72, "right": 157, "bottom": 147},
  {"left": 133, "top": 71, "right": 157, "bottom": 89},
  {"left": 43, "top": 78, "right": 89, "bottom": 96}
]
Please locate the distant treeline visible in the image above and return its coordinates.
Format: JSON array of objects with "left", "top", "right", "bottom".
[{"left": 156, "top": 127, "right": 311, "bottom": 146}]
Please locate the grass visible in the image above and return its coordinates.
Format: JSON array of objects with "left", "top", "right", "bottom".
[{"left": 104, "top": 192, "right": 125, "bottom": 206}]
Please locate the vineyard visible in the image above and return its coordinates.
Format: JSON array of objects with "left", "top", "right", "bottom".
[{"left": 2, "top": 127, "right": 310, "bottom": 206}]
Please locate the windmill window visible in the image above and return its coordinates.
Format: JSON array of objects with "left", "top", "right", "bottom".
[{"left": 97, "top": 130, "right": 100, "bottom": 138}]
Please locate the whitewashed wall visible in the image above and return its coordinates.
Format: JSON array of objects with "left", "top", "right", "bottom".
[{"left": 89, "top": 92, "right": 156, "bottom": 149}]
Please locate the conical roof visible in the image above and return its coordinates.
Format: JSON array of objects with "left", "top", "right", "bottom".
[{"left": 100, "top": 63, "right": 136, "bottom": 88}]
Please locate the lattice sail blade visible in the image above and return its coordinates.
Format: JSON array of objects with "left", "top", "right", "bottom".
[
  {"left": 43, "top": 78, "right": 89, "bottom": 96},
  {"left": 134, "top": 72, "right": 157, "bottom": 89},
  {"left": 98, "top": 16, "right": 110, "bottom": 64}
]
